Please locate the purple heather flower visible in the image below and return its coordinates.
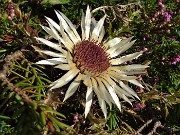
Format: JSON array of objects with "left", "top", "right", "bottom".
[
  {"left": 160, "top": 9, "right": 165, "bottom": 14},
  {"left": 8, "top": 5, "right": 13, "bottom": 10},
  {"left": 74, "top": 113, "right": 79, "bottom": 122},
  {"left": 134, "top": 102, "right": 143, "bottom": 111},
  {"left": 7, "top": 5, "right": 15, "bottom": 20},
  {"left": 169, "top": 10, "right": 174, "bottom": 15},
  {"left": 174, "top": 55, "right": 180, "bottom": 63},
  {"left": 136, "top": 86, "right": 144, "bottom": 93},
  {"left": 164, "top": 12, "right": 172, "bottom": 22},
  {"left": 168, "top": 55, "right": 180, "bottom": 65}
]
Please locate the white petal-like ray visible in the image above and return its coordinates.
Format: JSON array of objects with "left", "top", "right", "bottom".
[
  {"left": 91, "top": 78, "right": 108, "bottom": 118},
  {"left": 128, "top": 79, "right": 144, "bottom": 88},
  {"left": 111, "top": 64, "right": 148, "bottom": 71},
  {"left": 66, "top": 51, "right": 74, "bottom": 66},
  {"left": 81, "top": 11, "right": 85, "bottom": 40},
  {"left": 109, "top": 40, "right": 136, "bottom": 58},
  {"left": 89, "top": 17, "right": 105, "bottom": 43},
  {"left": 110, "top": 52, "right": 143, "bottom": 65},
  {"left": 106, "top": 38, "right": 134, "bottom": 55},
  {"left": 45, "top": 16, "right": 61, "bottom": 31},
  {"left": 115, "top": 85, "right": 134, "bottom": 99},
  {"left": 54, "top": 64, "right": 71, "bottom": 70},
  {"left": 115, "top": 37, "right": 134, "bottom": 47},
  {"left": 101, "top": 74, "right": 134, "bottom": 99},
  {"left": 91, "top": 16, "right": 106, "bottom": 41},
  {"left": 98, "top": 97, "right": 107, "bottom": 119},
  {"left": 63, "top": 74, "right": 83, "bottom": 101},
  {"left": 46, "top": 16, "right": 71, "bottom": 44},
  {"left": 58, "top": 11, "right": 81, "bottom": 42},
  {"left": 38, "top": 50, "right": 65, "bottom": 58},
  {"left": 102, "top": 79, "right": 121, "bottom": 111},
  {"left": 45, "top": 17, "right": 73, "bottom": 52},
  {"left": 50, "top": 68, "right": 80, "bottom": 90},
  {"left": 41, "top": 25, "right": 59, "bottom": 41},
  {"left": 119, "top": 81, "right": 139, "bottom": 100},
  {"left": 45, "top": 16, "right": 74, "bottom": 52},
  {"left": 96, "top": 77, "right": 113, "bottom": 109},
  {"left": 36, "top": 58, "right": 67, "bottom": 65},
  {"left": 85, "top": 79, "right": 93, "bottom": 118},
  {"left": 47, "top": 21, "right": 61, "bottom": 39},
  {"left": 115, "top": 90, "right": 132, "bottom": 105},
  {"left": 107, "top": 70, "right": 137, "bottom": 80},
  {"left": 106, "top": 43, "right": 121, "bottom": 56},
  {"left": 85, "top": 5, "right": 91, "bottom": 39},
  {"left": 104, "top": 38, "right": 122, "bottom": 48},
  {"left": 91, "top": 78, "right": 103, "bottom": 99},
  {"left": 105, "top": 37, "right": 135, "bottom": 58},
  {"left": 83, "top": 76, "right": 91, "bottom": 87},
  {"left": 101, "top": 75, "right": 121, "bottom": 110},
  {"left": 55, "top": 10, "right": 79, "bottom": 45},
  {"left": 91, "top": 17, "right": 96, "bottom": 28},
  {"left": 98, "top": 26, "right": 105, "bottom": 43},
  {"left": 59, "top": 21, "right": 74, "bottom": 52},
  {"left": 109, "top": 67, "right": 146, "bottom": 75},
  {"left": 35, "top": 37, "right": 62, "bottom": 52}
]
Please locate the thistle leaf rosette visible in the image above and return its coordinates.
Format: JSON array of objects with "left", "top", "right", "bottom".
[{"left": 35, "top": 6, "right": 148, "bottom": 118}]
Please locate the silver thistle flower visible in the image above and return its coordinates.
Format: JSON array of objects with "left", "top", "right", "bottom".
[{"left": 35, "top": 6, "right": 148, "bottom": 118}]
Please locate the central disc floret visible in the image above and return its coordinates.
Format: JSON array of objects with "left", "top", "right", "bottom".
[{"left": 74, "top": 40, "right": 111, "bottom": 75}]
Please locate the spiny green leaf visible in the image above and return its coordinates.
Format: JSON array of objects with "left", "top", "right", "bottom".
[
  {"left": 22, "top": 85, "right": 49, "bottom": 90},
  {"left": 25, "top": 64, "right": 30, "bottom": 78},
  {"left": 45, "top": 110, "right": 66, "bottom": 119},
  {"left": 28, "top": 101, "right": 38, "bottom": 110},
  {"left": 39, "top": 111, "right": 47, "bottom": 126},
  {"left": 0, "top": 115, "right": 11, "bottom": 120}
]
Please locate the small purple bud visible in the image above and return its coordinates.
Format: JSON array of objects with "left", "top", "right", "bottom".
[
  {"left": 134, "top": 102, "right": 143, "bottom": 111},
  {"left": 74, "top": 113, "right": 79, "bottom": 122},
  {"left": 136, "top": 86, "right": 144, "bottom": 93},
  {"left": 8, "top": 5, "right": 13, "bottom": 10},
  {"left": 160, "top": 9, "right": 165, "bottom": 14},
  {"left": 169, "top": 10, "right": 174, "bottom": 15}
]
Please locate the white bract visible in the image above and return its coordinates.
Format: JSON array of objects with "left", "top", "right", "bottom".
[{"left": 36, "top": 6, "right": 148, "bottom": 118}]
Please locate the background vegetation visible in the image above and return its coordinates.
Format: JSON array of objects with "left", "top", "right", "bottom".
[{"left": 0, "top": 0, "right": 179, "bottom": 134}]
